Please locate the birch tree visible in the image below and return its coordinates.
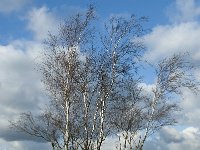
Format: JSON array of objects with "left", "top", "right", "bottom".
[
  {"left": 114, "top": 53, "right": 199, "bottom": 150},
  {"left": 10, "top": 5, "right": 199, "bottom": 150}
]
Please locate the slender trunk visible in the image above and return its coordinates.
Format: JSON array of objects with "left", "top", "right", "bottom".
[
  {"left": 51, "top": 142, "right": 55, "bottom": 150},
  {"left": 64, "top": 100, "right": 70, "bottom": 149},
  {"left": 97, "top": 96, "right": 105, "bottom": 150},
  {"left": 64, "top": 52, "right": 71, "bottom": 149},
  {"left": 83, "top": 90, "right": 89, "bottom": 149},
  {"left": 139, "top": 90, "right": 159, "bottom": 150},
  {"left": 112, "top": 50, "right": 116, "bottom": 84}
]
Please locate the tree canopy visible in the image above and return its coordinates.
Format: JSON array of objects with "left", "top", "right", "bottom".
[{"left": 11, "top": 6, "right": 199, "bottom": 150}]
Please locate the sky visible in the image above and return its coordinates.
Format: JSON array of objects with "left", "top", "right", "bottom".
[{"left": 1, "top": 0, "right": 200, "bottom": 149}]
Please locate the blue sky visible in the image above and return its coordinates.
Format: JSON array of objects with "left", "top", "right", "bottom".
[
  {"left": 1, "top": 0, "right": 200, "bottom": 150},
  {"left": 0, "top": 0, "right": 172, "bottom": 44}
]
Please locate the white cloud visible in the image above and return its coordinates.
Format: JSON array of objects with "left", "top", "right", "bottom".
[
  {"left": 142, "top": 1, "right": 200, "bottom": 149},
  {"left": 144, "top": 22, "right": 200, "bottom": 63},
  {"left": 102, "top": 136, "right": 118, "bottom": 150},
  {"left": 27, "top": 6, "right": 59, "bottom": 41},
  {"left": 0, "top": 40, "right": 49, "bottom": 147},
  {"left": 175, "top": 88, "right": 200, "bottom": 127},
  {"left": 0, "top": 5, "right": 74, "bottom": 149},
  {"left": 0, "top": 0, "right": 31, "bottom": 13},
  {"left": 167, "top": 0, "right": 200, "bottom": 23},
  {"left": 144, "top": 126, "right": 200, "bottom": 150},
  {"left": 139, "top": 83, "right": 155, "bottom": 93},
  {"left": 0, "top": 6, "right": 61, "bottom": 147},
  {"left": 143, "top": 0, "right": 200, "bottom": 131},
  {"left": 144, "top": 0, "right": 200, "bottom": 63}
]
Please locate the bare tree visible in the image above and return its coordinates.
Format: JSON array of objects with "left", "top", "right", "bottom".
[
  {"left": 113, "top": 53, "right": 199, "bottom": 150},
  {"left": 10, "top": 5, "right": 199, "bottom": 150},
  {"left": 11, "top": 5, "right": 97, "bottom": 150},
  {"left": 10, "top": 111, "right": 62, "bottom": 149}
]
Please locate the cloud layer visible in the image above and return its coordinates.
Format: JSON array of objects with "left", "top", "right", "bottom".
[
  {"left": 144, "top": 127, "right": 200, "bottom": 150},
  {"left": 0, "top": 6, "right": 58, "bottom": 149},
  {"left": 144, "top": 22, "right": 200, "bottom": 63},
  {"left": 27, "top": 6, "right": 59, "bottom": 41},
  {"left": 143, "top": 0, "right": 200, "bottom": 149},
  {"left": 166, "top": 0, "right": 200, "bottom": 23},
  {"left": 0, "top": 40, "right": 48, "bottom": 142},
  {"left": 1, "top": 0, "right": 200, "bottom": 149}
]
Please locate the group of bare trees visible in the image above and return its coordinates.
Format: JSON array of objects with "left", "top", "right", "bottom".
[{"left": 11, "top": 6, "right": 199, "bottom": 150}]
